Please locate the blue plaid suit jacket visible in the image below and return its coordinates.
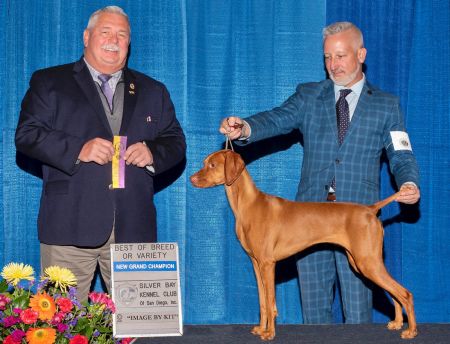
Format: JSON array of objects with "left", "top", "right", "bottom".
[{"left": 243, "top": 79, "right": 419, "bottom": 204}]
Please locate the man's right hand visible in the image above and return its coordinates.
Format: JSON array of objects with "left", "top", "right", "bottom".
[
  {"left": 78, "top": 138, "right": 115, "bottom": 165},
  {"left": 219, "top": 116, "right": 248, "bottom": 140}
]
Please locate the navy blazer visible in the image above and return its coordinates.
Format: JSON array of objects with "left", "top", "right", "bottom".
[
  {"left": 242, "top": 79, "right": 419, "bottom": 204},
  {"left": 16, "top": 58, "right": 186, "bottom": 246}
]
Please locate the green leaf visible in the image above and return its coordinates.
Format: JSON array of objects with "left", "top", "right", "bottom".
[
  {"left": 11, "top": 293, "right": 30, "bottom": 308},
  {"left": 73, "top": 317, "right": 89, "bottom": 333},
  {"left": 97, "top": 325, "right": 112, "bottom": 334},
  {"left": 85, "top": 326, "right": 94, "bottom": 339},
  {"left": 0, "top": 280, "right": 9, "bottom": 292}
]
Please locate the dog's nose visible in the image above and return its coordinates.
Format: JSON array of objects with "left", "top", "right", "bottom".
[{"left": 189, "top": 174, "right": 199, "bottom": 185}]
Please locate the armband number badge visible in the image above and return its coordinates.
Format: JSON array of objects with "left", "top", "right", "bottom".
[{"left": 390, "top": 131, "right": 412, "bottom": 151}]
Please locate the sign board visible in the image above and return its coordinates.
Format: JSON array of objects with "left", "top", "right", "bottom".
[{"left": 111, "top": 243, "right": 183, "bottom": 338}]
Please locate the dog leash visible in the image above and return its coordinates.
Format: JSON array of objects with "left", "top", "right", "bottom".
[
  {"left": 225, "top": 120, "right": 244, "bottom": 151},
  {"left": 225, "top": 135, "right": 235, "bottom": 151}
]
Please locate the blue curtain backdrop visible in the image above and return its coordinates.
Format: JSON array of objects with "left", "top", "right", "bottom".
[{"left": 1, "top": 0, "right": 449, "bottom": 325}]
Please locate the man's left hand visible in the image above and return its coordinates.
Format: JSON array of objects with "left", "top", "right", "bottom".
[
  {"left": 397, "top": 184, "right": 420, "bottom": 204},
  {"left": 124, "top": 142, "right": 153, "bottom": 168}
]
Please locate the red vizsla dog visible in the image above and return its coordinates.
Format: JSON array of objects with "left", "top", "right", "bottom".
[{"left": 190, "top": 149, "right": 417, "bottom": 340}]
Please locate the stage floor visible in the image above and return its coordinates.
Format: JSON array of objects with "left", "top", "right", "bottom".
[{"left": 135, "top": 323, "right": 450, "bottom": 344}]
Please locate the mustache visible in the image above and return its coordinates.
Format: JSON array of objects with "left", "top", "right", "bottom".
[{"left": 101, "top": 44, "right": 120, "bottom": 52}]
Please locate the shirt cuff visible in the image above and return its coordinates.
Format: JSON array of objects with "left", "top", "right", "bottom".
[{"left": 238, "top": 120, "right": 251, "bottom": 140}]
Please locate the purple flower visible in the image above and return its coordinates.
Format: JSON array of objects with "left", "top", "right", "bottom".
[
  {"left": 11, "top": 329, "right": 26, "bottom": 341},
  {"left": 37, "top": 278, "right": 49, "bottom": 290},
  {"left": 69, "top": 287, "right": 78, "bottom": 298},
  {"left": 93, "top": 330, "right": 100, "bottom": 337},
  {"left": 73, "top": 299, "right": 83, "bottom": 308},
  {"left": 2, "top": 315, "right": 20, "bottom": 327},
  {"left": 57, "top": 323, "right": 69, "bottom": 333},
  {"left": 13, "top": 308, "right": 22, "bottom": 314}
]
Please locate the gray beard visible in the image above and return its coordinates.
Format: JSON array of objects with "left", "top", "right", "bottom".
[{"left": 330, "top": 67, "right": 361, "bottom": 86}]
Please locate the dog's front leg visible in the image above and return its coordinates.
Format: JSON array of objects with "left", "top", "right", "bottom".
[
  {"left": 259, "top": 261, "right": 276, "bottom": 341},
  {"left": 250, "top": 257, "right": 267, "bottom": 336}
]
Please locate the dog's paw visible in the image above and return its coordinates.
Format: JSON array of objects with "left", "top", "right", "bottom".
[
  {"left": 387, "top": 320, "right": 403, "bottom": 330},
  {"left": 260, "top": 330, "right": 275, "bottom": 341},
  {"left": 401, "top": 328, "right": 418, "bottom": 339},
  {"left": 251, "top": 326, "right": 263, "bottom": 336}
]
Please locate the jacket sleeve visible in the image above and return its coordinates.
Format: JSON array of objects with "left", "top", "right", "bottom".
[
  {"left": 143, "top": 85, "right": 186, "bottom": 175},
  {"left": 237, "top": 83, "right": 306, "bottom": 145},
  {"left": 15, "top": 71, "right": 84, "bottom": 175},
  {"left": 383, "top": 100, "right": 420, "bottom": 188}
]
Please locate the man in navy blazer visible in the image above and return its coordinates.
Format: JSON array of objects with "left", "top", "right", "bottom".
[
  {"left": 15, "top": 6, "right": 186, "bottom": 301},
  {"left": 220, "top": 22, "right": 420, "bottom": 324}
]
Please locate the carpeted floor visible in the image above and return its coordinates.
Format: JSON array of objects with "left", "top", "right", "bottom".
[{"left": 135, "top": 323, "right": 450, "bottom": 344}]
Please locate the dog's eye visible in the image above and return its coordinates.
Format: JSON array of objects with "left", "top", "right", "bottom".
[{"left": 209, "top": 162, "right": 216, "bottom": 168}]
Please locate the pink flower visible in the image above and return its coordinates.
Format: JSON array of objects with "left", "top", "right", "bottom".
[
  {"left": 106, "top": 298, "right": 116, "bottom": 312},
  {"left": 56, "top": 297, "right": 73, "bottom": 313},
  {"left": 4, "top": 335, "right": 21, "bottom": 344},
  {"left": 20, "top": 308, "right": 39, "bottom": 324},
  {"left": 0, "top": 294, "right": 11, "bottom": 310},
  {"left": 121, "top": 338, "right": 135, "bottom": 344},
  {"left": 51, "top": 311, "right": 66, "bottom": 324},
  {"left": 69, "top": 334, "right": 89, "bottom": 344},
  {"left": 88, "top": 291, "right": 106, "bottom": 304},
  {"left": 89, "top": 291, "right": 116, "bottom": 312}
]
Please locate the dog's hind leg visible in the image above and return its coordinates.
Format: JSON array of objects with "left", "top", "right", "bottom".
[
  {"left": 387, "top": 298, "right": 404, "bottom": 331},
  {"left": 355, "top": 257, "right": 417, "bottom": 339},
  {"left": 348, "top": 250, "right": 404, "bottom": 331}
]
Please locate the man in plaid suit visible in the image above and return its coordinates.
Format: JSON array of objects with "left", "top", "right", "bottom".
[{"left": 220, "top": 22, "right": 420, "bottom": 324}]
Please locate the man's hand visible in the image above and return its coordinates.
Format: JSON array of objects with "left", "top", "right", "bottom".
[
  {"left": 78, "top": 138, "right": 114, "bottom": 165},
  {"left": 219, "top": 116, "right": 248, "bottom": 140},
  {"left": 397, "top": 184, "right": 420, "bottom": 204},
  {"left": 124, "top": 142, "right": 153, "bottom": 168}
]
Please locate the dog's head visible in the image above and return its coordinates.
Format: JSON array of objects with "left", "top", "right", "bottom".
[{"left": 190, "top": 150, "right": 245, "bottom": 188}]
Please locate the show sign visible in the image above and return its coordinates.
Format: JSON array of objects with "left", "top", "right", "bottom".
[{"left": 110, "top": 243, "right": 183, "bottom": 338}]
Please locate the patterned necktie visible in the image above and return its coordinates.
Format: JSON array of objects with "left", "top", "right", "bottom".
[
  {"left": 336, "top": 88, "right": 352, "bottom": 145},
  {"left": 330, "top": 88, "right": 352, "bottom": 192},
  {"left": 98, "top": 74, "right": 113, "bottom": 110}
]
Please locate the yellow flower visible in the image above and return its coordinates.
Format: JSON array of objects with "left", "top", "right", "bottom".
[
  {"left": 26, "top": 327, "right": 57, "bottom": 344},
  {"left": 1, "top": 262, "right": 34, "bottom": 286},
  {"left": 43, "top": 265, "right": 77, "bottom": 291},
  {"left": 29, "top": 292, "right": 56, "bottom": 320}
]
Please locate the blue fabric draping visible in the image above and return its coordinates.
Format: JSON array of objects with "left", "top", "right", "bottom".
[{"left": 1, "top": 0, "right": 449, "bottom": 325}]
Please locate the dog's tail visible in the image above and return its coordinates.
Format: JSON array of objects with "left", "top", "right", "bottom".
[{"left": 369, "top": 191, "right": 401, "bottom": 212}]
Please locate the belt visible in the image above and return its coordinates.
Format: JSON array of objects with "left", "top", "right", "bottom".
[{"left": 327, "top": 192, "right": 336, "bottom": 202}]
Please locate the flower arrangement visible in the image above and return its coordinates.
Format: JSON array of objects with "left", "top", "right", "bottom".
[{"left": 0, "top": 262, "right": 133, "bottom": 344}]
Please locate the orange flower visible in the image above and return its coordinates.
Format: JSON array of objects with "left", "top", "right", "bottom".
[
  {"left": 29, "top": 292, "right": 56, "bottom": 320},
  {"left": 25, "top": 327, "right": 56, "bottom": 344}
]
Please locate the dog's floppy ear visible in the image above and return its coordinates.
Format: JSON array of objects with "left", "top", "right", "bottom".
[{"left": 224, "top": 151, "right": 245, "bottom": 186}]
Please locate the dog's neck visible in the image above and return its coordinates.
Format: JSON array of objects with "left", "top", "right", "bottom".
[{"left": 225, "top": 168, "right": 261, "bottom": 216}]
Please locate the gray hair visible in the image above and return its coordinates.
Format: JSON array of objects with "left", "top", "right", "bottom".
[
  {"left": 323, "top": 22, "right": 364, "bottom": 48},
  {"left": 86, "top": 6, "right": 131, "bottom": 34}
]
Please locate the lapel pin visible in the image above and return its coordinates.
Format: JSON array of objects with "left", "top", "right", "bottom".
[
  {"left": 146, "top": 115, "right": 152, "bottom": 122},
  {"left": 129, "top": 90, "right": 135, "bottom": 95},
  {"left": 130, "top": 83, "right": 135, "bottom": 90}
]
